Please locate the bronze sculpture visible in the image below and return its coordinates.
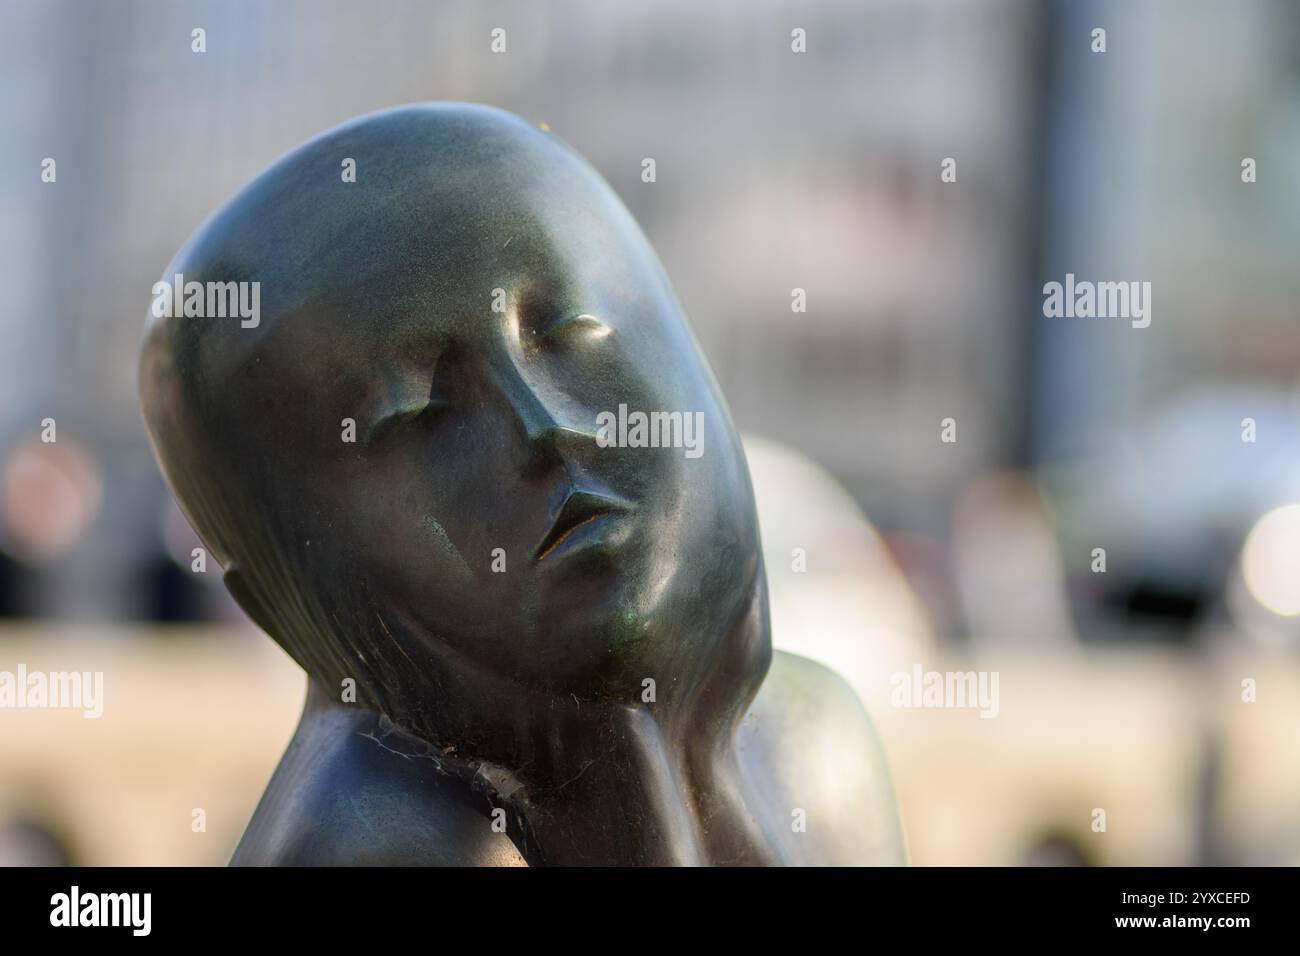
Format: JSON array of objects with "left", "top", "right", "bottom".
[{"left": 139, "top": 104, "right": 904, "bottom": 865}]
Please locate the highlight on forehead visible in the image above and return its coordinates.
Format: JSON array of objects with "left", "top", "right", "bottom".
[
  {"left": 140, "top": 101, "right": 671, "bottom": 465},
  {"left": 155, "top": 103, "right": 630, "bottom": 348}
]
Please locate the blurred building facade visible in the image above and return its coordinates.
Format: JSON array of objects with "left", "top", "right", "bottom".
[
  {"left": 2, "top": 0, "right": 1046, "bottom": 621},
  {"left": 3, "top": 0, "right": 1300, "bottom": 867}
]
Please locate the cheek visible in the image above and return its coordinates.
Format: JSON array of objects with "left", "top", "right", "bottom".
[
  {"left": 329, "top": 464, "right": 533, "bottom": 639},
  {"left": 317, "top": 463, "right": 465, "bottom": 594},
  {"left": 676, "top": 415, "right": 754, "bottom": 535}
]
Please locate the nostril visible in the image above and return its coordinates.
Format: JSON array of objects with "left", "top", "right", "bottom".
[
  {"left": 513, "top": 391, "right": 560, "bottom": 449},
  {"left": 504, "top": 386, "right": 564, "bottom": 473},
  {"left": 523, "top": 430, "right": 563, "bottom": 476},
  {"left": 495, "top": 361, "right": 599, "bottom": 475}
]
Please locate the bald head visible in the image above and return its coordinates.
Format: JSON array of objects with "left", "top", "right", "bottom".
[{"left": 139, "top": 103, "right": 761, "bottom": 729}]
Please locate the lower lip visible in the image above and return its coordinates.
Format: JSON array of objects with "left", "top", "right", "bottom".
[{"left": 537, "top": 512, "right": 631, "bottom": 564}]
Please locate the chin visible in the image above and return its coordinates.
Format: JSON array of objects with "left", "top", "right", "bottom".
[{"left": 538, "top": 584, "right": 648, "bottom": 638}]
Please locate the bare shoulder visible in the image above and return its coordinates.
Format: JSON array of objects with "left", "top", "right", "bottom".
[
  {"left": 231, "top": 704, "right": 528, "bottom": 867},
  {"left": 737, "top": 651, "right": 907, "bottom": 865}
]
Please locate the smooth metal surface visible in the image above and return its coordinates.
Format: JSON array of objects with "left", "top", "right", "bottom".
[{"left": 139, "top": 104, "right": 904, "bottom": 865}]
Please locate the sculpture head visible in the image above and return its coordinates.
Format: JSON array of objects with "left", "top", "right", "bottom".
[{"left": 139, "top": 104, "right": 767, "bottom": 751}]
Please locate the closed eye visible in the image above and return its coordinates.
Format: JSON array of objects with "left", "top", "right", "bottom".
[
  {"left": 364, "top": 398, "right": 448, "bottom": 447},
  {"left": 537, "top": 312, "right": 611, "bottom": 345}
]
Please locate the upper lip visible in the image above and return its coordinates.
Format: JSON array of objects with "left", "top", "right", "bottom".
[{"left": 534, "top": 489, "right": 631, "bottom": 560}]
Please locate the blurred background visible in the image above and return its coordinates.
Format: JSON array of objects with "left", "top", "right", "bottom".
[{"left": 1, "top": 0, "right": 1299, "bottom": 865}]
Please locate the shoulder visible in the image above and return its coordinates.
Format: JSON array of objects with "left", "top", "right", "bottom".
[
  {"left": 231, "top": 704, "right": 527, "bottom": 867},
  {"left": 763, "top": 650, "right": 870, "bottom": 718},
  {"left": 739, "top": 651, "right": 907, "bottom": 865}
]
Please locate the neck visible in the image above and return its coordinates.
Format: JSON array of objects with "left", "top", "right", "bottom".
[{"left": 320, "top": 569, "right": 776, "bottom": 866}]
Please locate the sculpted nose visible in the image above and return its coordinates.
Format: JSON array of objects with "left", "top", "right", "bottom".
[{"left": 498, "top": 363, "right": 590, "bottom": 473}]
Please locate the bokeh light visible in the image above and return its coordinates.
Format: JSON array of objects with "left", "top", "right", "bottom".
[
  {"left": 0, "top": 437, "right": 103, "bottom": 564},
  {"left": 1241, "top": 504, "right": 1300, "bottom": 617}
]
